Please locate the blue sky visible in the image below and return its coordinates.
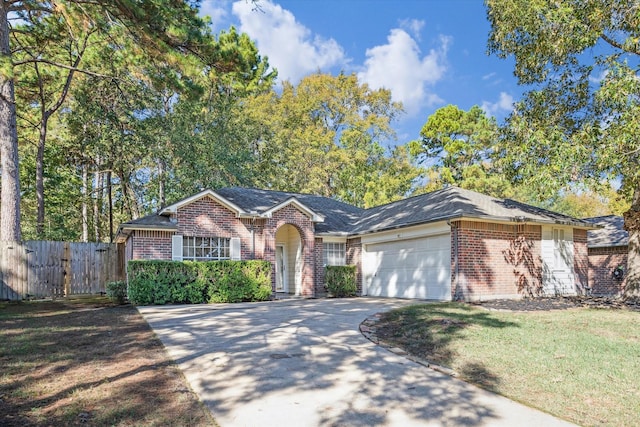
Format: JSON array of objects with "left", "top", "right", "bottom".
[{"left": 200, "top": 0, "right": 524, "bottom": 145}]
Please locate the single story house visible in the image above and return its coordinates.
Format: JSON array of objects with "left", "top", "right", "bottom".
[
  {"left": 584, "top": 215, "right": 628, "bottom": 296},
  {"left": 116, "top": 186, "right": 595, "bottom": 301}
]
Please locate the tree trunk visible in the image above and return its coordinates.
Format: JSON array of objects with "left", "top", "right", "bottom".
[
  {"left": 623, "top": 185, "right": 640, "bottom": 297},
  {"left": 107, "top": 170, "right": 113, "bottom": 243},
  {"left": 81, "top": 163, "right": 88, "bottom": 242},
  {"left": 35, "top": 114, "right": 49, "bottom": 237},
  {"left": 158, "top": 158, "right": 166, "bottom": 208},
  {"left": 93, "top": 158, "right": 103, "bottom": 242},
  {"left": 0, "top": 5, "right": 21, "bottom": 241}
]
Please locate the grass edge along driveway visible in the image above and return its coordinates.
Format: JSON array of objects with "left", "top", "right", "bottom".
[{"left": 374, "top": 302, "right": 640, "bottom": 427}]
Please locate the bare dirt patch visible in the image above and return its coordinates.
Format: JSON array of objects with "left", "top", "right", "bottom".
[{"left": 0, "top": 298, "right": 215, "bottom": 427}]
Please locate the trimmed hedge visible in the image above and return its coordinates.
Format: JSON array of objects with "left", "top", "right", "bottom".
[
  {"left": 325, "top": 265, "right": 357, "bottom": 297},
  {"left": 127, "top": 260, "right": 272, "bottom": 305}
]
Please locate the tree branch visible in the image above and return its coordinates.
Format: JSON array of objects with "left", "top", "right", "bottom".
[
  {"left": 8, "top": 3, "right": 53, "bottom": 14},
  {"left": 601, "top": 33, "right": 640, "bottom": 56},
  {"left": 12, "top": 58, "right": 115, "bottom": 79}
]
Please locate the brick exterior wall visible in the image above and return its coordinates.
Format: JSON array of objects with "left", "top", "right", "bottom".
[
  {"left": 314, "top": 238, "right": 326, "bottom": 297},
  {"left": 346, "top": 237, "right": 362, "bottom": 295},
  {"left": 127, "top": 196, "right": 318, "bottom": 296},
  {"left": 176, "top": 198, "right": 262, "bottom": 259},
  {"left": 131, "top": 230, "right": 174, "bottom": 260},
  {"left": 588, "top": 246, "right": 627, "bottom": 296},
  {"left": 451, "top": 221, "right": 543, "bottom": 301},
  {"left": 573, "top": 229, "right": 589, "bottom": 294}
]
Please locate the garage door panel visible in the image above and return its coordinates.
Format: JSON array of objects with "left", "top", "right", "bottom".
[{"left": 364, "top": 234, "right": 451, "bottom": 300}]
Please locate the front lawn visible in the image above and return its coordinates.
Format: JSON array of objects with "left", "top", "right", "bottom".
[
  {"left": 374, "top": 303, "right": 640, "bottom": 427},
  {"left": 0, "top": 298, "right": 215, "bottom": 426}
]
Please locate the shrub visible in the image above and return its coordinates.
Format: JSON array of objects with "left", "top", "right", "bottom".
[
  {"left": 106, "top": 281, "right": 128, "bottom": 304},
  {"left": 325, "top": 265, "right": 357, "bottom": 297},
  {"left": 127, "top": 260, "right": 272, "bottom": 305}
]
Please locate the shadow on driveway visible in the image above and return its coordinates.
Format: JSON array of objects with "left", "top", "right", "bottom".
[{"left": 139, "top": 298, "right": 574, "bottom": 427}]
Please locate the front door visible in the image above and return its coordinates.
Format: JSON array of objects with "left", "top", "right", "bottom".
[
  {"left": 275, "top": 244, "right": 287, "bottom": 292},
  {"left": 542, "top": 226, "right": 575, "bottom": 295}
]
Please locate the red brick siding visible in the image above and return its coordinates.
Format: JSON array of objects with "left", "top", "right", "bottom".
[
  {"left": 573, "top": 229, "right": 589, "bottom": 293},
  {"left": 346, "top": 238, "right": 363, "bottom": 295},
  {"left": 452, "top": 221, "right": 543, "bottom": 301},
  {"left": 314, "top": 238, "right": 326, "bottom": 296},
  {"left": 131, "top": 230, "right": 174, "bottom": 260},
  {"left": 588, "top": 246, "right": 627, "bottom": 296},
  {"left": 129, "top": 197, "right": 318, "bottom": 297},
  {"left": 176, "top": 197, "right": 268, "bottom": 261},
  {"left": 264, "top": 205, "right": 316, "bottom": 296}
]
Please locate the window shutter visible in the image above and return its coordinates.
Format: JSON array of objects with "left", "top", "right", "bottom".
[
  {"left": 172, "top": 235, "right": 183, "bottom": 261},
  {"left": 230, "top": 238, "right": 241, "bottom": 260}
]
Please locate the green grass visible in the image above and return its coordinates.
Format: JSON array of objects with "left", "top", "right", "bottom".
[{"left": 375, "top": 303, "right": 640, "bottom": 426}]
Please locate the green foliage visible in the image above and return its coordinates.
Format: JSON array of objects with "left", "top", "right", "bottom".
[
  {"left": 411, "top": 105, "right": 497, "bottom": 181},
  {"left": 325, "top": 265, "right": 358, "bottom": 298},
  {"left": 409, "top": 105, "right": 521, "bottom": 199},
  {"left": 127, "top": 260, "right": 272, "bottom": 305},
  {"left": 487, "top": 0, "right": 640, "bottom": 199},
  {"left": 247, "top": 72, "right": 422, "bottom": 208},
  {"left": 106, "top": 281, "right": 128, "bottom": 304}
]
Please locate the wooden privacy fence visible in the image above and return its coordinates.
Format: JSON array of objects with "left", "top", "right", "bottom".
[{"left": 0, "top": 241, "right": 124, "bottom": 301}]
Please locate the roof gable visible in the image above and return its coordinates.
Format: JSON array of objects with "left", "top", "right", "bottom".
[
  {"left": 215, "top": 187, "right": 362, "bottom": 232},
  {"left": 262, "top": 197, "right": 325, "bottom": 222},
  {"left": 159, "top": 189, "right": 246, "bottom": 217}
]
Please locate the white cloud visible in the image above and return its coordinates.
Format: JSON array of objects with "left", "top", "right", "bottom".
[
  {"left": 232, "top": 0, "right": 346, "bottom": 83},
  {"left": 200, "top": 0, "right": 231, "bottom": 31},
  {"left": 357, "top": 30, "right": 449, "bottom": 116},
  {"left": 399, "top": 18, "right": 425, "bottom": 40},
  {"left": 589, "top": 69, "right": 609, "bottom": 84},
  {"left": 481, "top": 92, "right": 515, "bottom": 116}
]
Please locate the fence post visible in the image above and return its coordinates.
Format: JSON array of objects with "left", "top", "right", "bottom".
[{"left": 63, "top": 242, "right": 71, "bottom": 297}]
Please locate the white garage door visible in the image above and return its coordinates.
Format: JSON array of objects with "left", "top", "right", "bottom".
[{"left": 363, "top": 234, "right": 451, "bottom": 300}]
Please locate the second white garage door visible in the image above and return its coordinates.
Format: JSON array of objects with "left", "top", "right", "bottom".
[{"left": 362, "top": 234, "right": 451, "bottom": 300}]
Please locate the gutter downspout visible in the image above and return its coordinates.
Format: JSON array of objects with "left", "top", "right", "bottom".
[{"left": 447, "top": 220, "right": 460, "bottom": 300}]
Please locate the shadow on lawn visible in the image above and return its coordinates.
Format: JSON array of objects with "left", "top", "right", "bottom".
[
  {"left": 0, "top": 300, "right": 208, "bottom": 427},
  {"left": 374, "top": 303, "right": 518, "bottom": 393}
]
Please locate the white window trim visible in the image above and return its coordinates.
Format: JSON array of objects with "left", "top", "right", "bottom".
[{"left": 171, "top": 235, "right": 241, "bottom": 261}]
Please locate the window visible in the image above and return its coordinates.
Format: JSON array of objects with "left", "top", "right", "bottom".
[
  {"left": 323, "top": 242, "right": 346, "bottom": 266},
  {"left": 182, "top": 236, "right": 231, "bottom": 261}
]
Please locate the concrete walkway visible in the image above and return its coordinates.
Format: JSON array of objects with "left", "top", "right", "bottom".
[{"left": 138, "top": 298, "right": 575, "bottom": 427}]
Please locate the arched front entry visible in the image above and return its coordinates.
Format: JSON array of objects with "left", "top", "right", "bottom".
[{"left": 274, "top": 224, "right": 303, "bottom": 295}]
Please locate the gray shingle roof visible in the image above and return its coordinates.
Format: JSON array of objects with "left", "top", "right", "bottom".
[
  {"left": 119, "top": 212, "right": 177, "bottom": 229},
  {"left": 583, "top": 215, "right": 628, "bottom": 248},
  {"left": 352, "top": 186, "right": 591, "bottom": 234},
  {"left": 118, "top": 186, "right": 594, "bottom": 238},
  {"left": 215, "top": 187, "right": 364, "bottom": 234}
]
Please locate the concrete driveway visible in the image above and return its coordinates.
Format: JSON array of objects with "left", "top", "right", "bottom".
[{"left": 138, "top": 298, "right": 574, "bottom": 427}]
